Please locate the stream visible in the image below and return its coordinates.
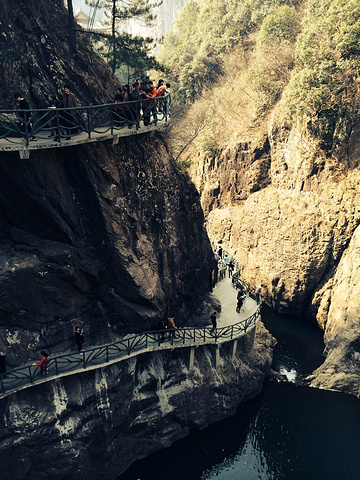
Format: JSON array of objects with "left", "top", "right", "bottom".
[{"left": 118, "top": 306, "right": 360, "bottom": 480}]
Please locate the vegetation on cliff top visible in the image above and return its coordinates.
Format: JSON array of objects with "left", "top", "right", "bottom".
[{"left": 161, "top": 0, "right": 360, "bottom": 158}]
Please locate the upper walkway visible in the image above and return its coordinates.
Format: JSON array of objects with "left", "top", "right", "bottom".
[
  {"left": 0, "top": 273, "right": 260, "bottom": 400},
  {"left": 0, "top": 93, "right": 171, "bottom": 159}
]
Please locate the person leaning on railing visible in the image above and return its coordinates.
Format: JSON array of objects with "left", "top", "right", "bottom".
[
  {"left": 33, "top": 351, "right": 49, "bottom": 375},
  {"left": 14, "top": 93, "right": 37, "bottom": 141},
  {"left": 47, "top": 94, "right": 58, "bottom": 137}
]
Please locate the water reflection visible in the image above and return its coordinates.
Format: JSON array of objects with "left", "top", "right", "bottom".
[
  {"left": 119, "top": 382, "right": 360, "bottom": 480},
  {"left": 118, "top": 308, "right": 360, "bottom": 480}
]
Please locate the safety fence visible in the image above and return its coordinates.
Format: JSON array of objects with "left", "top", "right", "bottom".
[
  {"left": 0, "top": 93, "right": 171, "bottom": 148},
  {"left": 0, "top": 297, "right": 260, "bottom": 398}
]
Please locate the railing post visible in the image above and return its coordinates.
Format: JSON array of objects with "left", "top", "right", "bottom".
[
  {"left": 106, "top": 345, "right": 109, "bottom": 363},
  {"left": 25, "top": 114, "right": 30, "bottom": 147},
  {"left": 145, "top": 333, "right": 148, "bottom": 349},
  {"left": 55, "top": 357, "right": 58, "bottom": 376},
  {"left": 83, "top": 352, "right": 86, "bottom": 369},
  {"left": 87, "top": 108, "right": 91, "bottom": 139},
  {"left": 110, "top": 105, "right": 114, "bottom": 135},
  {"left": 29, "top": 365, "right": 34, "bottom": 383},
  {"left": 0, "top": 374, "right": 4, "bottom": 394},
  {"left": 136, "top": 101, "right": 140, "bottom": 130}
]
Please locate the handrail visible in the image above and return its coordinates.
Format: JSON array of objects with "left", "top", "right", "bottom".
[
  {"left": 0, "top": 92, "right": 171, "bottom": 148},
  {"left": 0, "top": 298, "right": 260, "bottom": 398}
]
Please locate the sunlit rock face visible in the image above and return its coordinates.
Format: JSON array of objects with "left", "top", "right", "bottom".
[
  {"left": 0, "top": 323, "right": 274, "bottom": 480},
  {"left": 189, "top": 113, "right": 360, "bottom": 395}
]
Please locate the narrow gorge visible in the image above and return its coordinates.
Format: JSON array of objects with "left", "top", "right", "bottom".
[
  {"left": 1, "top": 0, "right": 360, "bottom": 478},
  {"left": 0, "top": 1, "right": 274, "bottom": 479}
]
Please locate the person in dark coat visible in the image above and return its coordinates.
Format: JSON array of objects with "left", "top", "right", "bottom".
[
  {"left": 236, "top": 291, "right": 246, "bottom": 313},
  {"left": 210, "top": 311, "right": 217, "bottom": 333},
  {"left": 61, "top": 84, "right": 78, "bottom": 139},
  {"left": 14, "top": 93, "right": 37, "bottom": 140},
  {"left": 157, "top": 318, "right": 167, "bottom": 342},
  {"left": 129, "top": 82, "right": 141, "bottom": 128},
  {"left": 74, "top": 326, "right": 84, "bottom": 353}
]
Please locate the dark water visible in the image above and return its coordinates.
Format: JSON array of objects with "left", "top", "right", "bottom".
[{"left": 118, "top": 308, "right": 360, "bottom": 480}]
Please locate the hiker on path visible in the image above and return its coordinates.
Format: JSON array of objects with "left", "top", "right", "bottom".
[
  {"left": 33, "top": 351, "right": 49, "bottom": 375},
  {"left": 74, "top": 326, "right": 85, "bottom": 353}
]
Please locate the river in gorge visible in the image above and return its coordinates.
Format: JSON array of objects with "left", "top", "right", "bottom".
[{"left": 118, "top": 305, "right": 360, "bottom": 480}]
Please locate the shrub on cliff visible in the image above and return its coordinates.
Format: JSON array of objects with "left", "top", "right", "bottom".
[
  {"left": 158, "top": 0, "right": 300, "bottom": 102},
  {"left": 284, "top": 0, "right": 360, "bottom": 150},
  {"left": 250, "top": 5, "right": 299, "bottom": 115}
]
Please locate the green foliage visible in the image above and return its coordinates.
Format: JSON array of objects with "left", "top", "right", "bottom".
[
  {"left": 257, "top": 5, "right": 298, "bottom": 46},
  {"left": 285, "top": 0, "right": 360, "bottom": 149},
  {"left": 85, "top": 0, "right": 161, "bottom": 73},
  {"left": 250, "top": 5, "right": 298, "bottom": 114},
  {"left": 158, "top": 0, "right": 299, "bottom": 101}
]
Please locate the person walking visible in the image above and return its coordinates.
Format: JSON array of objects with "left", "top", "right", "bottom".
[
  {"left": 74, "top": 326, "right": 85, "bottom": 354},
  {"left": 33, "top": 351, "right": 49, "bottom": 375},
  {"left": 228, "top": 259, "right": 234, "bottom": 278},
  {"left": 255, "top": 284, "right": 263, "bottom": 304},
  {"left": 210, "top": 311, "right": 217, "bottom": 333},
  {"left": 236, "top": 291, "right": 246, "bottom": 313},
  {"left": 14, "top": 93, "right": 37, "bottom": 141},
  {"left": 157, "top": 318, "right": 167, "bottom": 342},
  {"left": 167, "top": 317, "right": 177, "bottom": 339}
]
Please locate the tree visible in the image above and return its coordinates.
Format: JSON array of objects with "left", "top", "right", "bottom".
[
  {"left": 85, "top": 0, "right": 162, "bottom": 74},
  {"left": 66, "top": 0, "right": 76, "bottom": 52}
]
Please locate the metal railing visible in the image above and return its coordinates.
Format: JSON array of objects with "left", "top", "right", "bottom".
[
  {"left": 0, "top": 303, "right": 260, "bottom": 398},
  {"left": 0, "top": 93, "right": 171, "bottom": 148}
]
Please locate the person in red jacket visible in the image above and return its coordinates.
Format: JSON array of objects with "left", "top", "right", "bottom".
[
  {"left": 146, "top": 81, "right": 158, "bottom": 124},
  {"left": 34, "top": 351, "right": 49, "bottom": 375}
]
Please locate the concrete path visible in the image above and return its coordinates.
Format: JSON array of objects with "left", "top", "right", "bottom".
[{"left": 211, "top": 276, "right": 256, "bottom": 327}]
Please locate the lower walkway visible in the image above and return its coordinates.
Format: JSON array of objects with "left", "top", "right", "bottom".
[
  {"left": 212, "top": 276, "right": 255, "bottom": 328},
  {"left": 0, "top": 275, "right": 260, "bottom": 399}
]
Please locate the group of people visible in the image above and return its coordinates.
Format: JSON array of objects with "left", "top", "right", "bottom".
[
  {"left": 113, "top": 78, "right": 171, "bottom": 129},
  {"left": 14, "top": 84, "right": 79, "bottom": 141},
  {"left": 13, "top": 78, "right": 171, "bottom": 141}
]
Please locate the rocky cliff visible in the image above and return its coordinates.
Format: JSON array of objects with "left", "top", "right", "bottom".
[
  {"left": 0, "top": 0, "right": 216, "bottom": 368},
  {"left": 0, "top": 324, "right": 273, "bottom": 480},
  {"left": 189, "top": 109, "right": 360, "bottom": 396},
  {"left": 0, "top": 3, "right": 275, "bottom": 479},
  {"left": 0, "top": 135, "right": 216, "bottom": 367}
]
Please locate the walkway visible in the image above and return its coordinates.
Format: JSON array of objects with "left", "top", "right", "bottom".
[
  {"left": 0, "top": 94, "right": 171, "bottom": 158},
  {"left": 212, "top": 276, "right": 255, "bottom": 328},
  {"left": 0, "top": 275, "right": 260, "bottom": 400}
]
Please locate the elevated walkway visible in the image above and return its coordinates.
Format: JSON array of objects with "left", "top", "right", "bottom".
[
  {"left": 0, "top": 275, "right": 260, "bottom": 399},
  {"left": 0, "top": 94, "right": 171, "bottom": 158}
]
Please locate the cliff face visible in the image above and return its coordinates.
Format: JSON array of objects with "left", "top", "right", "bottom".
[
  {"left": 0, "top": 0, "right": 215, "bottom": 367},
  {"left": 0, "top": 136, "right": 215, "bottom": 367},
  {"left": 0, "top": 0, "right": 119, "bottom": 108},
  {"left": 0, "top": 324, "right": 274, "bottom": 480},
  {"left": 189, "top": 112, "right": 360, "bottom": 395}
]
